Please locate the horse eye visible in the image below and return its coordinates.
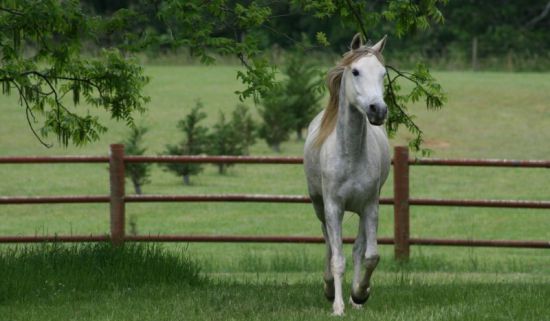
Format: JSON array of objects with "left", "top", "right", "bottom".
[{"left": 352, "top": 69, "right": 360, "bottom": 77}]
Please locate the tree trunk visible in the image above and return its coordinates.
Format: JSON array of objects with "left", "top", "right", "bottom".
[
  {"left": 129, "top": 216, "right": 138, "bottom": 236},
  {"left": 506, "top": 50, "right": 514, "bottom": 71},
  {"left": 271, "top": 143, "right": 281, "bottom": 153},
  {"left": 218, "top": 163, "right": 226, "bottom": 175},
  {"left": 296, "top": 128, "right": 303, "bottom": 141},
  {"left": 134, "top": 182, "right": 141, "bottom": 195},
  {"left": 471, "top": 37, "right": 478, "bottom": 71},
  {"left": 183, "top": 175, "right": 190, "bottom": 185},
  {"left": 132, "top": 180, "right": 142, "bottom": 195}
]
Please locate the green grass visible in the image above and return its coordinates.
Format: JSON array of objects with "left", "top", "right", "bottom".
[
  {"left": 1, "top": 244, "right": 548, "bottom": 321},
  {"left": 0, "top": 66, "right": 549, "bottom": 320},
  {"left": 0, "top": 243, "right": 203, "bottom": 301}
]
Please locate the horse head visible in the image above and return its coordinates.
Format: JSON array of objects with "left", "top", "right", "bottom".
[{"left": 343, "top": 34, "right": 388, "bottom": 126}]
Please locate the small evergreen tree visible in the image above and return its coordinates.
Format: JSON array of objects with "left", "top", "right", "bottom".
[
  {"left": 209, "top": 112, "right": 239, "bottom": 174},
  {"left": 231, "top": 104, "right": 257, "bottom": 155},
  {"left": 121, "top": 126, "right": 151, "bottom": 195},
  {"left": 284, "top": 52, "right": 324, "bottom": 140},
  {"left": 160, "top": 101, "right": 209, "bottom": 185},
  {"left": 258, "top": 86, "right": 295, "bottom": 153},
  {"left": 208, "top": 105, "right": 257, "bottom": 174}
]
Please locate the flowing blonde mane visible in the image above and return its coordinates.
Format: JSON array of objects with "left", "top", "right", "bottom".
[{"left": 314, "top": 47, "right": 384, "bottom": 147}]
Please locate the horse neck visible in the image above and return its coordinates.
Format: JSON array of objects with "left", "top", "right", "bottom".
[{"left": 336, "top": 96, "right": 367, "bottom": 164}]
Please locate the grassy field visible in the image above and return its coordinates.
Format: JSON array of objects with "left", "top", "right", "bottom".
[
  {"left": 0, "top": 66, "right": 549, "bottom": 320},
  {"left": 0, "top": 244, "right": 549, "bottom": 321}
]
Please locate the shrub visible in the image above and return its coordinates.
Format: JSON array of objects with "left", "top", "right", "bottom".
[
  {"left": 284, "top": 52, "right": 324, "bottom": 140},
  {"left": 160, "top": 101, "right": 209, "bottom": 185},
  {"left": 258, "top": 85, "right": 294, "bottom": 152},
  {"left": 120, "top": 125, "right": 151, "bottom": 194},
  {"left": 208, "top": 104, "right": 257, "bottom": 174}
]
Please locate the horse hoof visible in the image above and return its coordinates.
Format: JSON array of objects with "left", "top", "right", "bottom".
[
  {"left": 331, "top": 305, "right": 345, "bottom": 316},
  {"left": 350, "top": 288, "right": 370, "bottom": 305},
  {"left": 349, "top": 296, "right": 364, "bottom": 309},
  {"left": 324, "top": 282, "right": 335, "bottom": 302}
]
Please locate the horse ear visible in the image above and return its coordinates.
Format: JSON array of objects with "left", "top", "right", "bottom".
[
  {"left": 371, "top": 35, "right": 387, "bottom": 53},
  {"left": 350, "top": 33, "right": 364, "bottom": 51}
]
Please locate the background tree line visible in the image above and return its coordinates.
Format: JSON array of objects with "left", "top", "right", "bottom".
[{"left": 83, "top": 0, "right": 550, "bottom": 70}]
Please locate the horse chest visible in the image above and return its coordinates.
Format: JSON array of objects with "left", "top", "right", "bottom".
[{"left": 337, "top": 172, "right": 378, "bottom": 211}]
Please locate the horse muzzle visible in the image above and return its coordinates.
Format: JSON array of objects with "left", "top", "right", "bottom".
[{"left": 366, "top": 102, "right": 387, "bottom": 126}]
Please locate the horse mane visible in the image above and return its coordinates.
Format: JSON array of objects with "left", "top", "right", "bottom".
[{"left": 314, "top": 47, "right": 384, "bottom": 147}]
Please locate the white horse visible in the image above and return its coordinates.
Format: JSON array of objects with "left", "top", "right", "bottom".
[{"left": 303, "top": 34, "right": 390, "bottom": 316}]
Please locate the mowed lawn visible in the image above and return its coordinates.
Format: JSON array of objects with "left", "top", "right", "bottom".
[{"left": 0, "top": 66, "right": 549, "bottom": 320}]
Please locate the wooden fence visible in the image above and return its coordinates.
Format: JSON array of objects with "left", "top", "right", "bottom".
[{"left": 1, "top": 144, "right": 549, "bottom": 260}]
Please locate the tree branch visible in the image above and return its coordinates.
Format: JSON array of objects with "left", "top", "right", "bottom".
[
  {"left": 525, "top": 1, "right": 550, "bottom": 28},
  {"left": 0, "top": 6, "right": 24, "bottom": 16},
  {"left": 18, "top": 71, "right": 109, "bottom": 111},
  {"left": 344, "top": 0, "right": 368, "bottom": 39},
  {"left": 385, "top": 65, "right": 436, "bottom": 102},
  {"left": 10, "top": 81, "right": 52, "bottom": 147},
  {"left": 384, "top": 70, "right": 422, "bottom": 135}
]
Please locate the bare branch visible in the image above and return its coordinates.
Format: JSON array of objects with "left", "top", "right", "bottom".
[{"left": 525, "top": 1, "right": 550, "bottom": 28}]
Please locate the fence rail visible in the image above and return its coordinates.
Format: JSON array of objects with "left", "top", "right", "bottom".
[
  {"left": 1, "top": 145, "right": 549, "bottom": 260},
  {"left": 3, "top": 195, "right": 550, "bottom": 209}
]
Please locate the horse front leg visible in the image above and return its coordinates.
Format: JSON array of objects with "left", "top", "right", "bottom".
[
  {"left": 324, "top": 201, "right": 345, "bottom": 316},
  {"left": 313, "top": 200, "right": 335, "bottom": 302},
  {"left": 351, "top": 202, "right": 380, "bottom": 307},
  {"left": 350, "top": 215, "right": 366, "bottom": 309},
  {"left": 320, "top": 223, "right": 335, "bottom": 301}
]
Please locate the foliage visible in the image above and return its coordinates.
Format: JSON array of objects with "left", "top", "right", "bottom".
[
  {"left": 151, "top": 0, "right": 277, "bottom": 103},
  {"left": 297, "top": 0, "right": 448, "bottom": 154},
  {"left": 0, "top": 0, "right": 150, "bottom": 147},
  {"left": 258, "top": 86, "right": 295, "bottom": 153},
  {"left": 431, "top": 1, "right": 550, "bottom": 62},
  {"left": 160, "top": 101, "right": 209, "bottom": 185},
  {"left": 1, "top": 0, "right": 456, "bottom": 151},
  {"left": 256, "top": 49, "right": 323, "bottom": 150},
  {"left": 208, "top": 104, "right": 257, "bottom": 174},
  {"left": 120, "top": 125, "right": 151, "bottom": 195},
  {"left": 149, "top": 0, "right": 449, "bottom": 152},
  {"left": 385, "top": 63, "right": 445, "bottom": 154},
  {"left": 208, "top": 112, "right": 239, "bottom": 175},
  {"left": 230, "top": 104, "right": 258, "bottom": 155},
  {"left": 284, "top": 51, "right": 324, "bottom": 140}
]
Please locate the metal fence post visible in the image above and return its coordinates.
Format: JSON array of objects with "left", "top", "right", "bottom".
[
  {"left": 109, "top": 144, "right": 125, "bottom": 246},
  {"left": 393, "top": 146, "right": 410, "bottom": 261}
]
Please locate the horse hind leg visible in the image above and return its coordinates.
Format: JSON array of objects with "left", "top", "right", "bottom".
[{"left": 351, "top": 203, "right": 380, "bottom": 307}]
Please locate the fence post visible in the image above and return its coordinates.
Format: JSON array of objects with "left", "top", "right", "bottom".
[
  {"left": 393, "top": 146, "right": 410, "bottom": 261},
  {"left": 109, "top": 144, "right": 125, "bottom": 246}
]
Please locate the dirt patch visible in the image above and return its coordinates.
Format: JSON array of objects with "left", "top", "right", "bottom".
[{"left": 424, "top": 139, "right": 451, "bottom": 148}]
